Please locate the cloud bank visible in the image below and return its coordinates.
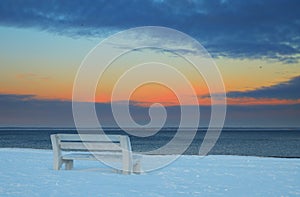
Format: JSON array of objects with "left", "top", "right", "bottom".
[
  {"left": 0, "top": 0, "right": 299, "bottom": 62},
  {"left": 1, "top": 93, "right": 300, "bottom": 127},
  {"left": 226, "top": 75, "right": 300, "bottom": 100}
]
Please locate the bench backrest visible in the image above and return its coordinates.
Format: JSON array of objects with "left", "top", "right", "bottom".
[{"left": 51, "top": 134, "right": 132, "bottom": 152}]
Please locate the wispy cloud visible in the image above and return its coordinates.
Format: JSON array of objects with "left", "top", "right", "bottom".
[
  {"left": 0, "top": 0, "right": 299, "bottom": 62},
  {"left": 0, "top": 94, "right": 36, "bottom": 102}
]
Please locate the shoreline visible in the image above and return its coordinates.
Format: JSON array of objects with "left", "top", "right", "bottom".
[
  {"left": 1, "top": 147, "right": 299, "bottom": 159},
  {"left": 1, "top": 126, "right": 300, "bottom": 130}
]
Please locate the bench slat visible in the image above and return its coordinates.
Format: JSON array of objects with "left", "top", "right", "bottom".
[
  {"left": 60, "top": 142, "right": 122, "bottom": 151},
  {"left": 62, "top": 153, "right": 123, "bottom": 162},
  {"left": 57, "top": 134, "right": 121, "bottom": 142},
  {"left": 62, "top": 153, "right": 142, "bottom": 161}
]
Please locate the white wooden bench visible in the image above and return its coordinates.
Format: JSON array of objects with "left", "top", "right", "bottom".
[{"left": 50, "top": 134, "right": 141, "bottom": 174}]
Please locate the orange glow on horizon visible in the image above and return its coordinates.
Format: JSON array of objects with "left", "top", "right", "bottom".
[{"left": 129, "top": 83, "right": 180, "bottom": 106}]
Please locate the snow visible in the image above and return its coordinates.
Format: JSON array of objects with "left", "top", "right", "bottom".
[{"left": 0, "top": 148, "right": 299, "bottom": 196}]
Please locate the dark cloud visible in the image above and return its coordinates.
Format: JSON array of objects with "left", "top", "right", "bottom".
[
  {"left": 0, "top": 94, "right": 183, "bottom": 127},
  {"left": 0, "top": 0, "right": 299, "bottom": 62},
  {"left": 225, "top": 104, "right": 300, "bottom": 127},
  {"left": 0, "top": 94, "right": 74, "bottom": 126},
  {"left": 225, "top": 75, "right": 300, "bottom": 100}
]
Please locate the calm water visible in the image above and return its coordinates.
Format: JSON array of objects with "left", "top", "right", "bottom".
[{"left": 0, "top": 127, "right": 300, "bottom": 157}]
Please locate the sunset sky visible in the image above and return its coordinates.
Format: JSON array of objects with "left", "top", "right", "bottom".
[{"left": 0, "top": 0, "right": 300, "bottom": 127}]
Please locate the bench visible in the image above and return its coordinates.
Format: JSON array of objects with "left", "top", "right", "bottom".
[{"left": 50, "top": 134, "right": 141, "bottom": 174}]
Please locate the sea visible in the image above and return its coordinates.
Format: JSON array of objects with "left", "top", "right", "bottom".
[{"left": 0, "top": 127, "right": 300, "bottom": 158}]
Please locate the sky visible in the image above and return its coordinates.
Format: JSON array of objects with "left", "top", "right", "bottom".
[{"left": 0, "top": 0, "right": 300, "bottom": 127}]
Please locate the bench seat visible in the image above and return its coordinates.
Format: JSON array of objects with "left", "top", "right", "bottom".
[{"left": 62, "top": 153, "right": 142, "bottom": 161}]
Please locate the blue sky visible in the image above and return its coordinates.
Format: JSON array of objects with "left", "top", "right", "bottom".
[{"left": 0, "top": 0, "right": 300, "bottom": 127}]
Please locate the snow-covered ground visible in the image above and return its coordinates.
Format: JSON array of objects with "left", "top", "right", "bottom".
[{"left": 0, "top": 148, "right": 299, "bottom": 196}]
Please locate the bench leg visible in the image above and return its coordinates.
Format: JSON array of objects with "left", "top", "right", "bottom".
[
  {"left": 64, "top": 160, "right": 74, "bottom": 170},
  {"left": 122, "top": 170, "right": 130, "bottom": 175},
  {"left": 54, "top": 158, "right": 63, "bottom": 170},
  {"left": 133, "top": 160, "right": 141, "bottom": 174}
]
